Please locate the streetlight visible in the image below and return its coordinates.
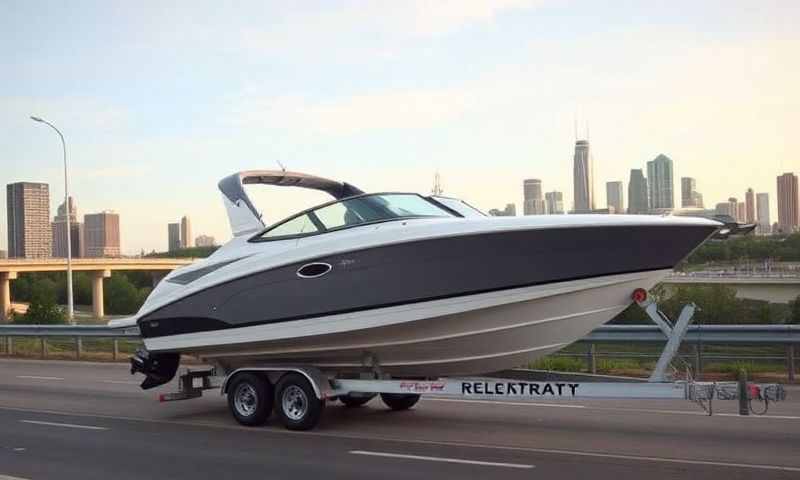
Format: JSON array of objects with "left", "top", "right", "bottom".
[{"left": 30, "top": 115, "right": 74, "bottom": 323}]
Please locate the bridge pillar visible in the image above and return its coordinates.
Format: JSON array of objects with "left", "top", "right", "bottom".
[
  {"left": 91, "top": 270, "right": 111, "bottom": 319},
  {"left": 1, "top": 271, "right": 18, "bottom": 323}
]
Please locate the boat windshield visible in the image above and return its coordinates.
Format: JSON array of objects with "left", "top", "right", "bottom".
[{"left": 254, "top": 193, "right": 454, "bottom": 240}]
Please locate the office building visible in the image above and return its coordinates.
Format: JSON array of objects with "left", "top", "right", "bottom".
[
  {"left": 168, "top": 223, "right": 181, "bottom": 252},
  {"left": 195, "top": 234, "right": 216, "bottom": 247},
  {"left": 606, "top": 181, "right": 624, "bottom": 214},
  {"left": 572, "top": 140, "right": 594, "bottom": 213},
  {"left": 6, "top": 182, "right": 52, "bottom": 258},
  {"left": 84, "top": 211, "right": 120, "bottom": 258},
  {"left": 756, "top": 193, "right": 770, "bottom": 235},
  {"left": 777, "top": 173, "right": 799, "bottom": 233},
  {"left": 545, "top": 191, "right": 564, "bottom": 214},
  {"left": 647, "top": 154, "right": 674, "bottom": 210},
  {"left": 180, "top": 215, "right": 193, "bottom": 248},
  {"left": 680, "top": 177, "right": 703, "bottom": 208},
  {"left": 51, "top": 196, "right": 84, "bottom": 258},
  {"left": 745, "top": 188, "right": 755, "bottom": 224},
  {"left": 627, "top": 169, "right": 648, "bottom": 214},
  {"left": 737, "top": 202, "right": 746, "bottom": 223},
  {"left": 523, "top": 179, "right": 546, "bottom": 215}
]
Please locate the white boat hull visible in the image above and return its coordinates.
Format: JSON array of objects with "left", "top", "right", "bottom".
[{"left": 145, "top": 269, "right": 669, "bottom": 377}]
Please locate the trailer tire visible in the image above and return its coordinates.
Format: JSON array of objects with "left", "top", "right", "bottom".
[
  {"left": 275, "top": 373, "right": 325, "bottom": 431},
  {"left": 227, "top": 373, "right": 273, "bottom": 426},
  {"left": 340, "top": 393, "right": 376, "bottom": 408},
  {"left": 380, "top": 393, "right": 420, "bottom": 411}
]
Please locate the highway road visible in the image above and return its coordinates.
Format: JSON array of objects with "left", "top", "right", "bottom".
[{"left": 1, "top": 358, "right": 799, "bottom": 479}]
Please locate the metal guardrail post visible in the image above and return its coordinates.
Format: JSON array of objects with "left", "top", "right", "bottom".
[
  {"left": 40, "top": 338, "right": 47, "bottom": 359},
  {"left": 738, "top": 370, "right": 749, "bottom": 416},
  {"left": 113, "top": 339, "right": 119, "bottom": 361},
  {"left": 789, "top": 345, "right": 796, "bottom": 383},
  {"left": 6, "top": 337, "right": 12, "bottom": 355},
  {"left": 587, "top": 343, "right": 597, "bottom": 374},
  {"left": 75, "top": 337, "right": 82, "bottom": 360},
  {"left": 694, "top": 345, "right": 703, "bottom": 380}
]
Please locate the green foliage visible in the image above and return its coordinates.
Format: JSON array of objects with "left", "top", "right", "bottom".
[
  {"left": 686, "top": 232, "right": 800, "bottom": 265},
  {"left": 104, "top": 273, "right": 150, "bottom": 315},
  {"left": 14, "top": 286, "right": 66, "bottom": 325},
  {"left": 529, "top": 356, "right": 586, "bottom": 372},
  {"left": 790, "top": 295, "right": 800, "bottom": 325},
  {"left": 147, "top": 246, "right": 218, "bottom": 258}
]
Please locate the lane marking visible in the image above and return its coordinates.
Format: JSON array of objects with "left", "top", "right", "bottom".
[
  {"left": 350, "top": 450, "right": 533, "bottom": 469},
  {"left": 20, "top": 420, "right": 108, "bottom": 431},
  {"left": 1, "top": 405, "right": 799, "bottom": 472},
  {"left": 1, "top": 475, "right": 33, "bottom": 480},
  {"left": 100, "top": 380, "right": 141, "bottom": 385},
  {"left": 15, "top": 376, "right": 64, "bottom": 381},
  {"left": 425, "top": 397, "right": 585, "bottom": 409},
  {"left": 717, "top": 413, "right": 800, "bottom": 420}
]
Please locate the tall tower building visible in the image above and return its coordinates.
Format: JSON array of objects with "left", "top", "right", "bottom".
[
  {"left": 777, "top": 173, "right": 799, "bottom": 233},
  {"left": 523, "top": 179, "right": 546, "bottom": 215},
  {"left": 545, "top": 191, "right": 564, "bottom": 214},
  {"left": 606, "top": 181, "right": 624, "bottom": 214},
  {"left": 572, "top": 140, "right": 594, "bottom": 213},
  {"left": 168, "top": 223, "right": 181, "bottom": 252},
  {"left": 84, "top": 211, "right": 120, "bottom": 258},
  {"left": 737, "top": 202, "right": 746, "bottom": 223},
  {"left": 180, "top": 215, "right": 193, "bottom": 248},
  {"left": 6, "top": 182, "right": 52, "bottom": 258},
  {"left": 745, "top": 188, "right": 755, "bottom": 224},
  {"left": 680, "top": 177, "right": 703, "bottom": 208},
  {"left": 756, "top": 193, "right": 770, "bottom": 235},
  {"left": 627, "top": 169, "right": 648, "bottom": 214},
  {"left": 51, "top": 196, "right": 84, "bottom": 258},
  {"left": 646, "top": 154, "right": 674, "bottom": 210}
]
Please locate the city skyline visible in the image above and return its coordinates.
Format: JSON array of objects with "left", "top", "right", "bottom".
[{"left": 2, "top": 2, "right": 799, "bottom": 252}]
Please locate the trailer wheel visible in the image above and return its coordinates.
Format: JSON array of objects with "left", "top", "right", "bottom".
[
  {"left": 275, "top": 373, "right": 325, "bottom": 431},
  {"left": 227, "top": 373, "right": 273, "bottom": 426},
  {"left": 380, "top": 393, "right": 420, "bottom": 411},
  {"left": 339, "top": 393, "right": 376, "bottom": 408}
]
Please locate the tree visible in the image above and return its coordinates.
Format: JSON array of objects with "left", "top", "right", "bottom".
[
  {"left": 790, "top": 295, "right": 800, "bottom": 325},
  {"left": 104, "top": 274, "right": 144, "bottom": 315}
]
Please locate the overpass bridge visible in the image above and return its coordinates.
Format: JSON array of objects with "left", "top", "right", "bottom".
[
  {"left": 0, "top": 258, "right": 195, "bottom": 322},
  {"left": 664, "top": 272, "right": 800, "bottom": 303}
]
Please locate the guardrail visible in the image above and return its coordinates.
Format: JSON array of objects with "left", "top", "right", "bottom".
[{"left": 0, "top": 324, "right": 797, "bottom": 381}]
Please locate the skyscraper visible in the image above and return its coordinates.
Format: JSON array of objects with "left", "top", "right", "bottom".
[
  {"left": 523, "top": 179, "right": 546, "bottom": 215},
  {"left": 6, "top": 182, "right": 52, "bottom": 258},
  {"left": 51, "top": 196, "right": 84, "bottom": 258},
  {"left": 737, "top": 202, "right": 746, "bottom": 223},
  {"left": 605, "top": 181, "right": 624, "bottom": 214},
  {"left": 777, "top": 173, "right": 799, "bottom": 233},
  {"left": 680, "top": 177, "right": 703, "bottom": 208},
  {"left": 726, "top": 198, "right": 738, "bottom": 220},
  {"left": 756, "top": 193, "right": 770, "bottom": 235},
  {"left": 168, "top": 223, "right": 181, "bottom": 252},
  {"left": 627, "top": 169, "right": 648, "bottom": 214},
  {"left": 572, "top": 140, "right": 594, "bottom": 213},
  {"left": 545, "top": 191, "right": 564, "bottom": 214},
  {"left": 745, "top": 188, "right": 755, "bottom": 224},
  {"left": 181, "top": 215, "right": 193, "bottom": 248},
  {"left": 646, "top": 154, "right": 674, "bottom": 210},
  {"left": 84, "top": 211, "right": 121, "bottom": 258}
]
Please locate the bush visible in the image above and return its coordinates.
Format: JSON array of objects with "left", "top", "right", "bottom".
[
  {"left": 529, "top": 356, "right": 586, "bottom": 372},
  {"left": 14, "top": 288, "right": 66, "bottom": 325}
]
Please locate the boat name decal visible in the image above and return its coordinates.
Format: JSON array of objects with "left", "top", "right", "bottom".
[
  {"left": 461, "top": 381, "right": 579, "bottom": 397},
  {"left": 399, "top": 381, "right": 446, "bottom": 393}
]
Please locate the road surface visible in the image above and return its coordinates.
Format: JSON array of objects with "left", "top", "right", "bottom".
[{"left": 0, "top": 358, "right": 798, "bottom": 479}]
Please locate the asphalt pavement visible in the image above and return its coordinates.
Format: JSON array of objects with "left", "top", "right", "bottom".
[{"left": 1, "top": 358, "right": 799, "bottom": 480}]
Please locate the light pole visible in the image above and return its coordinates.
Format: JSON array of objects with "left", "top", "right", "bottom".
[{"left": 30, "top": 115, "right": 74, "bottom": 323}]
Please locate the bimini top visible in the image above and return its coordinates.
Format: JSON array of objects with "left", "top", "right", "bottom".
[{"left": 218, "top": 170, "right": 364, "bottom": 237}]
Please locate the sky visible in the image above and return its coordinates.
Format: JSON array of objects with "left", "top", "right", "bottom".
[{"left": 1, "top": 0, "right": 798, "bottom": 254}]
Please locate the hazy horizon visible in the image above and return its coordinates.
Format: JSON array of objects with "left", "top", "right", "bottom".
[{"left": 2, "top": 1, "right": 798, "bottom": 253}]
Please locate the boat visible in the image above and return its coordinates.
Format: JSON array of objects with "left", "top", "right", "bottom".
[{"left": 113, "top": 170, "right": 721, "bottom": 389}]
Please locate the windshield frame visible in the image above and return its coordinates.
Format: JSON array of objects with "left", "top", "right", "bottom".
[{"left": 249, "top": 192, "right": 459, "bottom": 243}]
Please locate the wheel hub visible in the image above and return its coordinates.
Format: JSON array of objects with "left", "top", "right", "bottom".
[
  {"left": 234, "top": 383, "right": 258, "bottom": 417},
  {"left": 282, "top": 385, "right": 308, "bottom": 421}
]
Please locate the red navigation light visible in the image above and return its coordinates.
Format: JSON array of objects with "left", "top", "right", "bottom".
[{"left": 632, "top": 288, "right": 648, "bottom": 303}]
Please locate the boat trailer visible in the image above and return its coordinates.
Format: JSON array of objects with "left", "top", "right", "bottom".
[{"left": 155, "top": 288, "right": 788, "bottom": 430}]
